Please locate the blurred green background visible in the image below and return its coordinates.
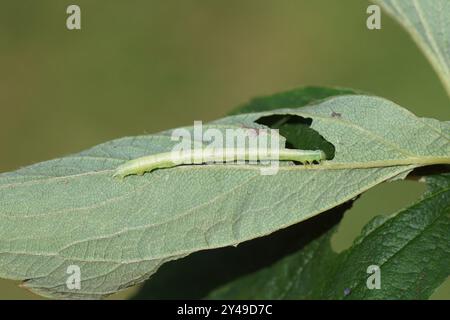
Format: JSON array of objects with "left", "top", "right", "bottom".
[{"left": 0, "top": 0, "right": 448, "bottom": 299}]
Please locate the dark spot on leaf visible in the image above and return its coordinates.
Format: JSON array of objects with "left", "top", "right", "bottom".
[{"left": 331, "top": 111, "right": 342, "bottom": 118}]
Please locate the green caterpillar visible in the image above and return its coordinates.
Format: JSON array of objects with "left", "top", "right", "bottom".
[{"left": 113, "top": 148, "right": 326, "bottom": 178}]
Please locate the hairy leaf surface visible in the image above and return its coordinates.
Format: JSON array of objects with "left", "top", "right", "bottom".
[
  {"left": 209, "top": 173, "right": 450, "bottom": 299},
  {"left": 0, "top": 95, "right": 448, "bottom": 298}
]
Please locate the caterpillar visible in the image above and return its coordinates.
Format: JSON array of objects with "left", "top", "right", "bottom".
[{"left": 113, "top": 148, "right": 325, "bottom": 178}]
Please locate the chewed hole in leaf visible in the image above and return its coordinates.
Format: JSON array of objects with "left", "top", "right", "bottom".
[{"left": 255, "top": 114, "right": 335, "bottom": 160}]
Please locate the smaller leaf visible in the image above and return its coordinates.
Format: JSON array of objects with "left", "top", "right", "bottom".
[
  {"left": 375, "top": 0, "right": 450, "bottom": 97},
  {"left": 230, "top": 86, "right": 359, "bottom": 115}
]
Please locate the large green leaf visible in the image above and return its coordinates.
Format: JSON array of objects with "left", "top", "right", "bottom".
[
  {"left": 0, "top": 95, "right": 448, "bottom": 298},
  {"left": 375, "top": 0, "right": 450, "bottom": 97},
  {"left": 209, "top": 173, "right": 450, "bottom": 300}
]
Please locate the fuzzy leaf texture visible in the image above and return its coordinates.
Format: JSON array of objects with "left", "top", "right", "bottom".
[
  {"left": 209, "top": 173, "right": 450, "bottom": 299},
  {"left": 0, "top": 95, "right": 449, "bottom": 298}
]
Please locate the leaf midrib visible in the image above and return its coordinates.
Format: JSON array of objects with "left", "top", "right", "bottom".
[{"left": 2, "top": 154, "right": 449, "bottom": 192}]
